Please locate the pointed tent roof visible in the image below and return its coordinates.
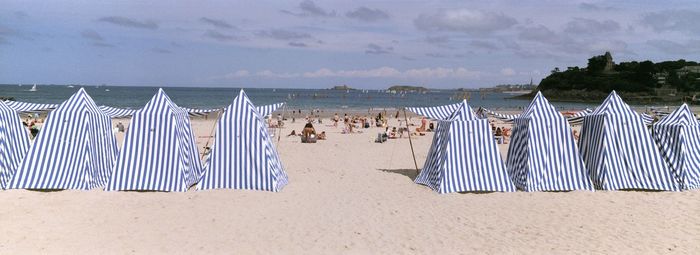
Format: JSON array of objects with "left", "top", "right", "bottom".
[
  {"left": 8, "top": 88, "right": 118, "bottom": 190},
  {"left": 197, "top": 90, "right": 288, "bottom": 192},
  {"left": 415, "top": 100, "right": 514, "bottom": 193},
  {"left": 655, "top": 104, "right": 699, "bottom": 126},
  {"left": 256, "top": 102, "right": 285, "bottom": 117},
  {"left": 506, "top": 92, "right": 593, "bottom": 191},
  {"left": 652, "top": 104, "right": 700, "bottom": 190},
  {"left": 593, "top": 91, "right": 654, "bottom": 124},
  {"left": 406, "top": 100, "right": 475, "bottom": 121},
  {"left": 3, "top": 100, "right": 59, "bottom": 113},
  {"left": 106, "top": 88, "right": 203, "bottom": 192},
  {"left": 0, "top": 101, "right": 31, "bottom": 189},
  {"left": 579, "top": 91, "right": 677, "bottom": 190}
]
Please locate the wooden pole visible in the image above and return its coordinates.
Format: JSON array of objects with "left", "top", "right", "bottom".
[{"left": 403, "top": 108, "right": 420, "bottom": 175}]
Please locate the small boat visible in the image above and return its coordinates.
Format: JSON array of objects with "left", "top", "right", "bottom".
[
  {"left": 105, "top": 89, "right": 110, "bottom": 92},
  {"left": 29, "top": 84, "right": 37, "bottom": 92},
  {"left": 18, "top": 84, "right": 22, "bottom": 87},
  {"left": 67, "top": 85, "right": 74, "bottom": 88}
]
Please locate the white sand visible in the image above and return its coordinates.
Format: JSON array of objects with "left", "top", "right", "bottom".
[{"left": 1, "top": 117, "right": 698, "bottom": 254}]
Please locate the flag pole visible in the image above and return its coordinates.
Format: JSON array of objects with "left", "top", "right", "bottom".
[{"left": 403, "top": 108, "right": 419, "bottom": 175}]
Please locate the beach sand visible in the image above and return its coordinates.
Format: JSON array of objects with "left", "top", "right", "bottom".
[{"left": 1, "top": 116, "right": 698, "bottom": 254}]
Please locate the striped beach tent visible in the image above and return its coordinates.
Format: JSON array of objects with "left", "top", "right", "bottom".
[
  {"left": 482, "top": 108, "right": 518, "bottom": 123},
  {"left": 0, "top": 101, "right": 31, "bottom": 188},
  {"left": 8, "top": 88, "right": 117, "bottom": 190},
  {"left": 3, "top": 101, "right": 59, "bottom": 113},
  {"left": 564, "top": 108, "right": 594, "bottom": 125},
  {"left": 405, "top": 102, "right": 461, "bottom": 120},
  {"left": 197, "top": 90, "right": 288, "bottom": 192},
  {"left": 408, "top": 100, "right": 515, "bottom": 193},
  {"left": 182, "top": 107, "right": 220, "bottom": 117},
  {"left": 578, "top": 91, "right": 678, "bottom": 191},
  {"left": 106, "top": 89, "right": 203, "bottom": 192},
  {"left": 256, "top": 102, "right": 285, "bottom": 117},
  {"left": 99, "top": 105, "right": 137, "bottom": 118},
  {"left": 506, "top": 92, "right": 593, "bottom": 191},
  {"left": 652, "top": 104, "right": 700, "bottom": 190}
]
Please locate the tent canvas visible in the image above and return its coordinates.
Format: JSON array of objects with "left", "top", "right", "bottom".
[
  {"left": 578, "top": 91, "right": 678, "bottom": 191},
  {"left": 8, "top": 88, "right": 117, "bottom": 190},
  {"left": 0, "top": 101, "right": 31, "bottom": 188},
  {"left": 106, "top": 89, "right": 203, "bottom": 192},
  {"left": 506, "top": 92, "right": 593, "bottom": 191},
  {"left": 408, "top": 100, "right": 515, "bottom": 193},
  {"left": 197, "top": 90, "right": 288, "bottom": 192},
  {"left": 652, "top": 104, "right": 700, "bottom": 190}
]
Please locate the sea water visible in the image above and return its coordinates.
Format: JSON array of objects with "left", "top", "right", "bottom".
[{"left": 0, "top": 84, "right": 600, "bottom": 111}]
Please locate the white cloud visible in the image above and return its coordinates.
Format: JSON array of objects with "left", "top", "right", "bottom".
[
  {"left": 500, "top": 68, "right": 516, "bottom": 76},
  {"left": 219, "top": 67, "right": 482, "bottom": 80},
  {"left": 414, "top": 9, "right": 517, "bottom": 34}
]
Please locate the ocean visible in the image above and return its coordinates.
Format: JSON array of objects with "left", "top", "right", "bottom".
[{"left": 0, "top": 84, "right": 601, "bottom": 111}]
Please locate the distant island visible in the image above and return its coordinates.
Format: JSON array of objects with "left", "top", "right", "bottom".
[
  {"left": 388, "top": 85, "right": 428, "bottom": 92},
  {"left": 523, "top": 52, "right": 700, "bottom": 103},
  {"left": 330, "top": 85, "right": 355, "bottom": 90}
]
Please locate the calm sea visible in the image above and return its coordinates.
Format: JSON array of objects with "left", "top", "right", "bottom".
[{"left": 0, "top": 84, "right": 600, "bottom": 111}]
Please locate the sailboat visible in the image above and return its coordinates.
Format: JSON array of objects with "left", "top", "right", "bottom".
[{"left": 29, "top": 84, "right": 37, "bottom": 92}]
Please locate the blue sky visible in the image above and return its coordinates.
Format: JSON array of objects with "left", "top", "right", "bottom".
[{"left": 1, "top": 0, "right": 699, "bottom": 89}]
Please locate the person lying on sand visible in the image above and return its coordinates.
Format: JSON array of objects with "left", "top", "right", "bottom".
[{"left": 287, "top": 130, "right": 297, "bottom": 137}]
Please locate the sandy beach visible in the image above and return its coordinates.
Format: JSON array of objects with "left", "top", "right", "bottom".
[{"left": 0, "top": 115, "right": 698, "bottom": 254}]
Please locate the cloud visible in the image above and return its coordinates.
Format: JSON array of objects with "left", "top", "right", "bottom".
[
  {"left": 218, "top": 66, "right": 482, "bottom": 80},
  {"left": 564, "top": 18, "right": 620, "bottom": 35},
  {"left": 500, "top": 68, "right": 516, "bottom": 76},
  {"left": 152, "top": 47, "right": 172, "bottom": 54},
  {"left": 469, "top": 40, "right": 499, "bottom": 50},
  {"left": 203, "top": 30, "right": 245, "bottom": 41},
  {"left": 641, "top": 10, "right": 700, "bottom": 35},
  {"left": 256, "top": 29, "right": 312, "bottom": 40},
  {"left": 346, "top": 7, "right": 389, "bottom": 22},
  {"left": 98, "top": 16, "right": 158, "bottom": 30},
  {"left": 281, "top": 1, "right": 336, "bottom": 18},
  {"left": 199, "top": 17, "right": 235, "bottom": 29},
  {"left": 518, "top": 25, "right": 561, "bottom": 44},
  {"left": 426, "top": 53, "right": 449, "bottom": 58},
  {"left": 288, "top": 42, "right": 308, "bottom": 47},
  {"left": 365, "top": 43, "right": 393, "bottom": 54},
  {"left": 81, "top": 29, "right": 104, "bottom": 41},
  {"left": 647, "top": 39, "right": 700, "bottom": 54},
  {"left": 91, "top": 42, "right": 115, "bottom": 48},
  {"left": 425, "top": 35, "right": 450, "bottom": 44},
  {"left": 578, "top": 3, "right": 616, "bottom": 11},
  {"left": 14, "top": 11, "right": 28, "bottom": 19},
  {"left": 401, "top": 56, "right": 416, "bottom": 61},
  {"left": 414, "top": 9, "right": 517, "bottom": 34}
]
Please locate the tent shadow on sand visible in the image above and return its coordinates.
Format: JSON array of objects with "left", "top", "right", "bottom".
[{"left": 378, "top": 169, "right": 418, "bottom": 181}]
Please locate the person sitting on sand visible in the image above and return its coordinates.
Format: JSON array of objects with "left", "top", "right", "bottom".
[
  {"left": 287, "top": 130, "right": 297, "bottom": 137},
  {"left": 333, "top": 113, "right": 339, "bottom": 127},
  {"left": 302, "top": 122, "right": 317, "bottom": 143},
  {"left": 416, "top": 117, "right": 427, "bottom": 133},
  {"left": 428, "top": 122, "right": 434, "bottom": 132},
  {"left": 318, "top": 131, "right": 327, "bottom": 140}
]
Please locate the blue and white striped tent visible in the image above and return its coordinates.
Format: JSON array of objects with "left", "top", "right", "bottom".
[
  {"left": 197, "top": 90, "right": 288, "bottom": 192},
  {"left": 99, "top": 105, "right": 137, "bottom": 118},
  {"left": 407, "top": 100, "right": 515, "bottom": 193},
  {"left": 406, "top": 102, "right": 461, "bottom": 120},
  {"left": 652, "top": 104, "right": 700, "bottom": 190},
  {"left": 506, "top": 92, "right": 593, "bottom": 191},
  {"left": 181, "top": 107, "right": 220, "bottom": 117},
  {"left": 8, "top": 88, "right": 117, "bottom": 190},
  {"left": 0, "top": 101, "right": 31, "bottom": 189},
  {"left": 106, "top": 89, "right": 203, "bottom": 192},
  {"left": 3, "top": 101, "right": 59, "bottom": 113},
  {"left": 256, "top": 102, "right": 285, "bottom": 117},
  {"left": 579, "top": 91, "right": 678, "bottom": 191}
]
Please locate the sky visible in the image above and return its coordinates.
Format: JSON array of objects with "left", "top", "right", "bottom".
[{"left": 1, "top": 0, "right": 699, "bottom": 89}]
